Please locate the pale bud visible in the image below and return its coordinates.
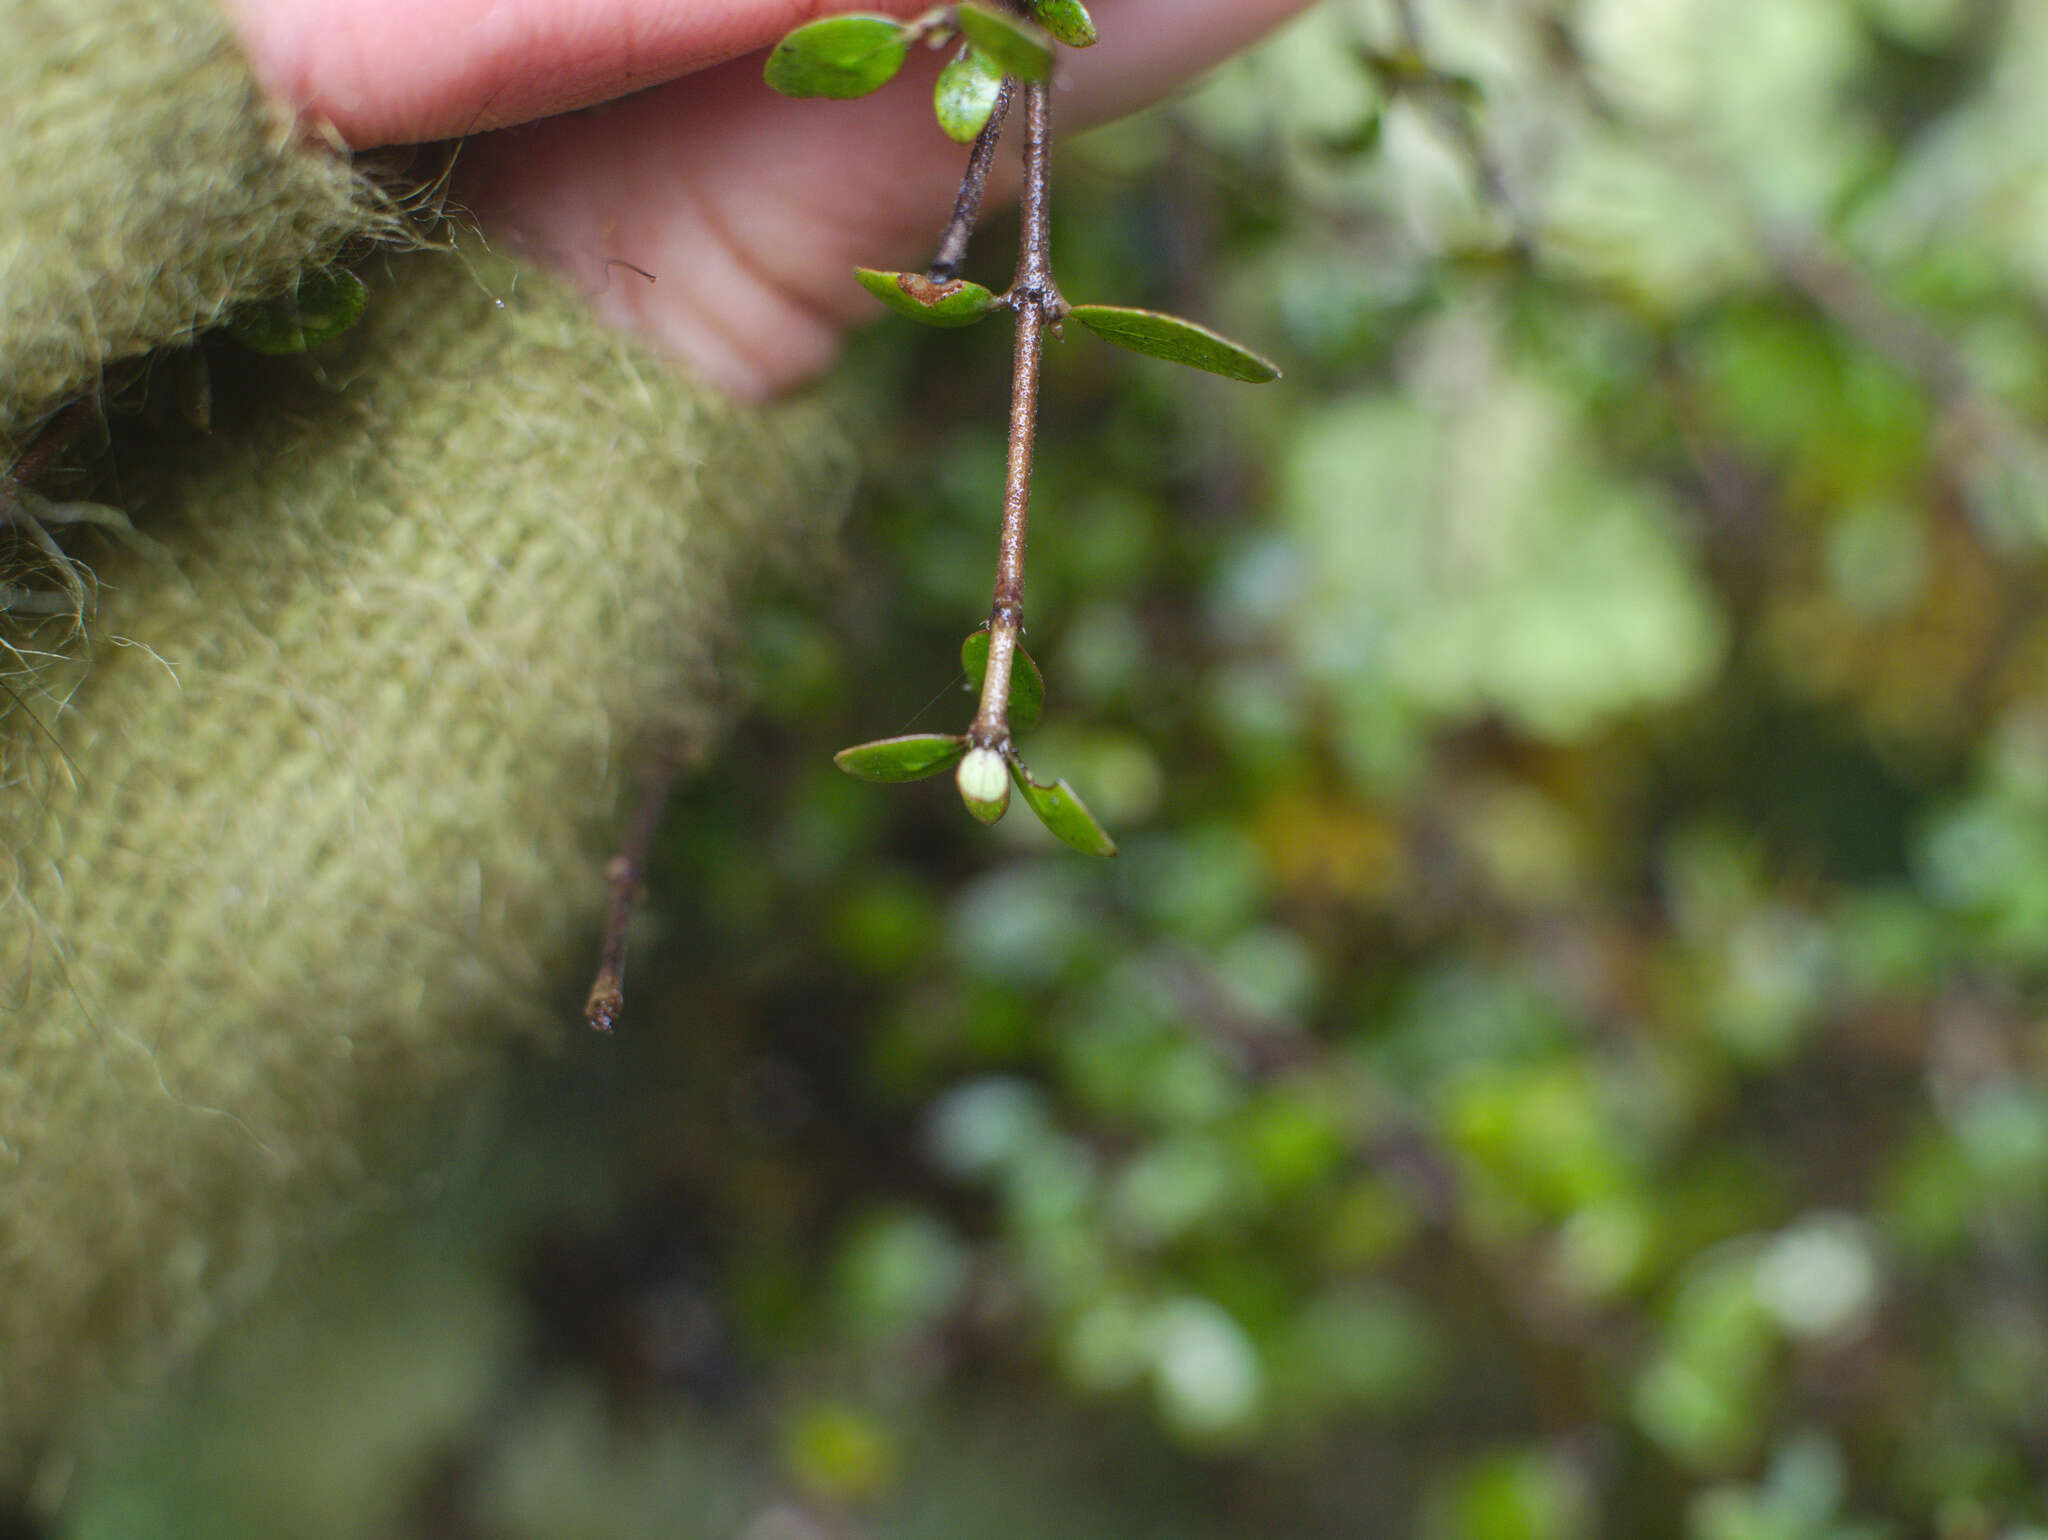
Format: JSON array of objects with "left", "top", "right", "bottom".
[{"left": 956, "top": 746, "right": 1011, "bottom": 823}]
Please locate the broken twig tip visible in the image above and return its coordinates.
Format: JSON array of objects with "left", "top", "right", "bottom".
[{"left": 584, "top": 977, "right": 623, "bottom": 1033}]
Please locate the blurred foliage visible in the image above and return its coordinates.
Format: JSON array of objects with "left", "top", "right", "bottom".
[{"left": 65, "top": 0, "right": 2048, "bottom": 1536}]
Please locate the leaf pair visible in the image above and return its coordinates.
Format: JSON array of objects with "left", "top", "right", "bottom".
[
  {"left": 766, "top": 3, "right": 1085, "bottom": 104},
  {"left": 833, "top": 633, "right": 1115, "bottom": 855},
  {"left": 851, "top": 273, "right": 1283, "bottom": 384},
  {"left": 226, "top": 269, "right": 368, "bottom": 355},
  {"left": 831, "top": 631, "right": 1040, "bottom": 783},
  {"left": 837, "top": 735, "right": 1117, "bottom": 857},
  {"left": 936, "top": 0, "right": 1098, "bottom": 147}
]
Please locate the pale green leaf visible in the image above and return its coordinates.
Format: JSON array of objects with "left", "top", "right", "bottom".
[
  {"left": 226, "top": 269, "right": 368, "bottom": 355},
  {"left": 764, "top": 15, "right": 911, "bottom": 98},
  {"left": 835, "top": 734, "right": 969, "bottom": 782},
  {"left": 1010, "top": 760, "right": 1118, "bottom": 856},
  {"left": 956, "top": 2, "right": 1054, "bottom": 82},
  {"left": 854, "top": 268, "right": 1003, "bottom": 327},
  {"left": 934, "top": 44, "right": 1006, "bottom": 143},
  {"left": 1030, "top": 0, "right": 1097, "bottom": 47},
  {"left": 1069, "top": 305, "right": 1281, "bottom": 383}
]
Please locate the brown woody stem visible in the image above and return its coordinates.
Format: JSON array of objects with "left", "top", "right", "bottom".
[
  {"left": 929, "top": 76, "right": 1016, "bottom": 283},
  {"left": 968, "top": 81, "right": 1058, "bottom": 755},
  {"left": 584, "top": 744, "right": 694, "bottom": 1031}
]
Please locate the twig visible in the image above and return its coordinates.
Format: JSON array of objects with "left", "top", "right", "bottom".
[
  {"left": 967, "top": 81, "right": 1059, "bottom": 755},
  {"left": 584, "top": 743, "right": 696, "bottom": 1031},
  {"left": 929, "top": 77, "right": 1016, "bottom": 282},
  {"left": 1767, "top": 229, "right": 1977, "bottom": 408},
  {"left": 1386, "top": 0, "right": 1532, "bottom": 254},
  {"left": 1390, "top": 0, "right": 1425, "bottom": 48}
]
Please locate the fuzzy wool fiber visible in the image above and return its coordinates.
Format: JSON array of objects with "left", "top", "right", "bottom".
[{"left": 0, "top": 0, "right": 851, "bottom": 1491}]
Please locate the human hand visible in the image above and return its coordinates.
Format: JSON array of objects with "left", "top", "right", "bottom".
[{"left": 220, "top": 0, "right": 1315, "bottom": 398}]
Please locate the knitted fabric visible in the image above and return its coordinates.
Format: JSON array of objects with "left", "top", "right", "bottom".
[
  {"left": 2, "top": 0, "right": 389, "bottom": 442},
  {"left": 0, "top": 0, "right": 852, "bottom": 1488}
]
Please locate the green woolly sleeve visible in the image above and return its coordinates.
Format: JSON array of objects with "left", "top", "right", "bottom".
[{"left": 0, "top": 0, "right": 853, "bottom": 1490}]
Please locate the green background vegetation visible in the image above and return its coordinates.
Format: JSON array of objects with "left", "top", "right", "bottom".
[{"left": 68, "top": 0, "right": 2048, "bottom": 1534}]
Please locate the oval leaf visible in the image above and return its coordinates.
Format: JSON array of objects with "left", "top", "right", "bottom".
[
  {"left": 960, "top": 630, "right": 1044, "bottom": 736},
  {"left": 1030, "top": 0, "right": 1097, "bottom": 46},
  {"left": 226, "top": 269, "right": 368, "bottom": 355},
  {"left": 1068, "top": 305, "right": 1282, "bottom": 383},
  {"left": 764, "top": 16, "right": 911, "bottom": 99},
  {"left": 835, "top": 733, "right": 968, "bottom": 782},
  {"left": 934, "top": 44, "right": 1006, "bottom": 144},
  {"left": 1010, "top": 761, "right": 1117, "bottom": 856},
  {"left": 955, "top": 2, "right": 1054, "bottom": 82},
  {"left": 854, "top": 268, "right": 1003, "bottom": 327}
]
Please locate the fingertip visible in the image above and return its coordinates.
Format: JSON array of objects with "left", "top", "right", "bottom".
[
  {"left": 1060, "top": 0, "right": 1322, "bottom": 122},
  {"left": 219, "top": 0, "right": 938, "bottom": 147}
]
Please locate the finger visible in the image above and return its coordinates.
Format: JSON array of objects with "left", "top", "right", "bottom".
[
  {"left": 1060, "top": 0, "right": 1314, "bottom": 123},
  {"left": 223, "top": 0, "right": 937, "bottom": 147},
  {"left": 458, "top": 0, "right": 1314, "bottom": 397}
]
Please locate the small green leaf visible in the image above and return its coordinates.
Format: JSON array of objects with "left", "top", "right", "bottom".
[
  {"left": 1069, "top": 305, "right": 1282, "bottom": 383},
  {"left": 835, "top": 733, "right": 969, "bottom": 782},
  {"left": 1030, "top": 0, "right": 1097, "bottom": 47},
  {"left": 854, "top": 268, "right": 1003, "bottom": 327},
  {"left": 226, "top": 269, "right": 368, "bottom": 355},
  {"left": 1010, "top": 761, "right": 1117, "bottom": 856},
  {"left": 934, "top": 44, "right": 1006, "bottom": 143},
  {"left": 955, "top": 2, "right": 1054, "bottom": 82},
  {"left": 957, "top": 746, "right": 1012, "bottom": 824},
  {"left": 960, "top": 630, "right": 1044, "bottom": 735},
  {"left": 764, "top": 15, "right": 911, "bottom": 98}
]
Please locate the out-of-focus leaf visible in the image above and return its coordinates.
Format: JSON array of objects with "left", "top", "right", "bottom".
[
  {"left": 1030, "top": 0, "right": 1097, "bottom": 47},
  {"left": 226, "top": 269, "right": 368, "bottom": 354},
  {"left": 1150, "top": 1297, "right": 1263, "bottom": 1438},
  {"left": 783, "top": 1402, "right": 897, "bottom": 1504},
  {"left": 833, "top": 1209, "right": 970, "bottom": 1342},
  {"left": 956, "top": 2, "right": 1055, "bottom": 82},
  {"left": 834, "top": 734, "right": 968, "bottom": 782},
  {"left": 764, "top": 16, "right": 910, "bottom": 98},
  {"left": 961, "top": 629, "right": 1045, "bottom": 734},
  {"left": 854, "top": 268, "right": 1003, "bottom": 327},
  {"left": 1279, "top": 389, "right": 1724, "bottom": 742},
  {"left": 1069, "top": 305, "right": 1282, "bottom": 383},
  {"left": 1318, "top": 109, "right": 1382, "bottom": 159},
  {"left": 1011, "top": 761, "right": 1118, "bottom": 856},
  {"left": 934, "top": 45, "right": 1006, "bottom": 144}
]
